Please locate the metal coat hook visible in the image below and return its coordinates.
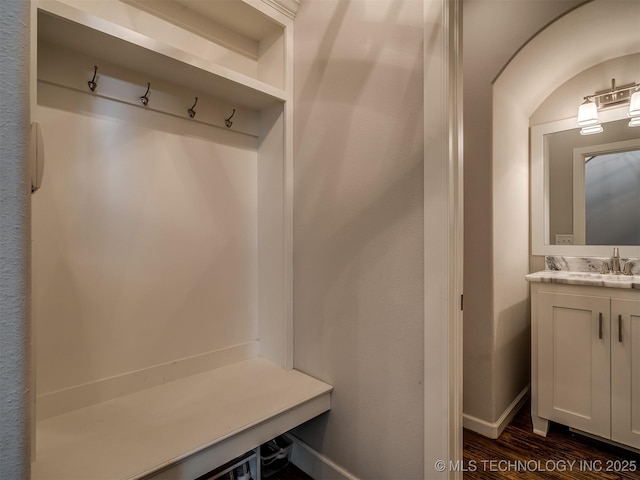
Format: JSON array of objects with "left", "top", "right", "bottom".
[
  {"left": 188, "top": 97, "right": 198, "bottom": 118},
  {"left": 88, "top": 65, "right": 98, "bottom": 92},
  {"left": 225, "top": 109, "right": 236, "bottom": 128},
  {"left": 140, "top": 82, "right": 151, "bottom": 106}
]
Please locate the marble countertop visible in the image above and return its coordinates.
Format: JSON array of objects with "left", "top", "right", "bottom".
[
  {"left": 526, "top": 270, "right": 640, "bottom": 289},
  {"left": 526, "top": 256, "right": 640, "bottom": 289}
]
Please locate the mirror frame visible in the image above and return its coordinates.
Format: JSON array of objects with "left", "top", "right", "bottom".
[{"left": 531, "top": 104, "right": 640, "bottom": 257}]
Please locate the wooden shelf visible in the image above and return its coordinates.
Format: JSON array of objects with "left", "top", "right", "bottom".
[
  {"left": 37, "top": 2, "right": 287, "bottom": 111},
  {"left": 32, "top": 359, "right": 332, "bottom": 480}
]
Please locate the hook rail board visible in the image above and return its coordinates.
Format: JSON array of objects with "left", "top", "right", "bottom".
[{"left": 37, "top": 39, "right": 261, "bottom": 137}]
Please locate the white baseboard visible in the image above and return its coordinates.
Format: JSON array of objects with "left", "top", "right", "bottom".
[
  {"left": 463, "top": 385, "right": 529, "bottom": 439},
  {"left": 36, "top": 341, "right": 258, "bottom": 420},
  {"left": 286, "top": 433, "right": 359, "bottom": 480}
]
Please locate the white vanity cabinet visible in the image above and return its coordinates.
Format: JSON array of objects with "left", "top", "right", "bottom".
[
  {"left": 530, "top": 282, "right": 640, "bottom": 450},
  {"left": 611, "top": 297, "right": 640, "bottom": 448}
]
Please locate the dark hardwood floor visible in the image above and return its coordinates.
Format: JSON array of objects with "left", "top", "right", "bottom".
[{"left": 464, "top": 400, "right": 640, "bottom": 479}]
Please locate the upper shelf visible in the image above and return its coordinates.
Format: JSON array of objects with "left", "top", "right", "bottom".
[
  {"left": 37, "top": 1, "right": 288, "bottom": 110},
  {"left": 123, "top": 0, "right": 285, "bottom": 55}
]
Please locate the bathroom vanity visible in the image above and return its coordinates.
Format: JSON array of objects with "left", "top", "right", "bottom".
[{"left": 527, "top": 257, "right": 640, "bottom": 451}]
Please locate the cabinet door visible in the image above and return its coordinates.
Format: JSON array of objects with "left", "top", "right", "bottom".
[
  {"left": 538, "top": 291, "right": 610, "bottom": 438},
  {"left": 611, "top": 298, "right": 640, "bottom": 449}
]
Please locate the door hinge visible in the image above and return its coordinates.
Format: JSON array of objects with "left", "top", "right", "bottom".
[{"left": 460, "top": 294, "right": 464, "bottom": 311}]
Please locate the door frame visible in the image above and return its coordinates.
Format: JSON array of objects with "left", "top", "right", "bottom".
[{"left": 423, "top": 0, "right": 463, "bottom": 478}]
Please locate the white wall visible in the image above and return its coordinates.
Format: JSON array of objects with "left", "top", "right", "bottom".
[
  {"left": 462, "top": 0, "right": 584, "bottom": 427},
  {"left": 292, "top": 0, "right": 425, "bottom": 477},
  {"left": 32, "top": 55, "right": 261, "bottom": 417},
  {"left": 0, "top": 1, "right": 31, "bottom": 478}
]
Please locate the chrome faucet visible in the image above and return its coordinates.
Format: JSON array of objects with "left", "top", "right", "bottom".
[
  {"left": 611, "top": 247, "right": 622, "bottom": 275},
  {"left": 623, "top": 260, "right": 637, "bottom": 276}
]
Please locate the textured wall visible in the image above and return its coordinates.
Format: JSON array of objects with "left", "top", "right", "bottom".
[
  {"left": 292, "top": 1, "right": 424, "bottom": 478},
  {"left": 0, "top": 0, "right": 31, "bottom": 478}
]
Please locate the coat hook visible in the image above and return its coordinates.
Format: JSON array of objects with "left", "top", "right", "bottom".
[
  {"left": 225, "top": 108, "right": 236, "bottom": 128},
  {"left": 88, "top": 65, "right": 98, "bottom": 92},
  {"left": 187, "top": 97, "right": 198, "bottom": 118},
  {"left": 140, "top": 82, "right": 151, "bottom": 106}
]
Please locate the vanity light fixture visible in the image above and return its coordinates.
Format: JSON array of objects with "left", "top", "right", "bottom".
[
  {"left": 629, "top": 89, "right": 640, "bottom": 117},
  {"left": 577, "top": 78, "right": 640, "bottom": 134}
]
